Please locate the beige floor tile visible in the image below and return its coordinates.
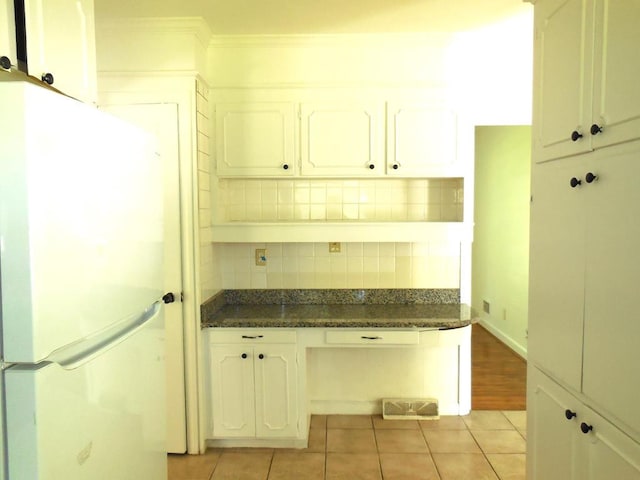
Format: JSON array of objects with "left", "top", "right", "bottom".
[
  {"left": 310, "top": 414, "right": 327, "bottom": 429},
  {"left": 306, "top": 427, "right": 327, "bottom": 453},
  {"left": 326, "top": 453, "right": 382, "bottom": 480},
  {"left": 486, "top": 453, "right": 527, "bottom": 480},
  {"left": 422, "top": 429, "right": 481, "bottom": 453},
  {"left": 280, "top": 428, "right": 326, "bottom": 454},
  {"left": 432, "top": 453, "right": 499, "bottom": 480},
  {"left": 268, "top": 452, "right": 325, "bottom": 480},
  {"left": 419, "top": 416, "right": 468, "bottom": 431},
  {"left": 327, "top": 414, "right": 373, "bottom": 429},
  {"left": 463, "top": 411, "right": 514, "bottom": 430},
  {"left": 167, "top": 450, "right": 221, "bottom": 480},
  {"left": 210, "top": 452, "right": 273, "bottom": 480},
  {"left": 379, "top": 453, "right": 441, "bottom": 480},
  {"left": 327, "top": 428, "right": 377, "bottom": 453},
  {"left": 375, "top": 429, "right": 429, "bottom": 453},
  {"left": 372, "top": 415, "right": 420, "bottom": 430},
  {"left": 502, "top": 411, "right": 527, "bottom": 431},
  {"left": 472, "top": 430, "right": 527, "bottom": 454}
]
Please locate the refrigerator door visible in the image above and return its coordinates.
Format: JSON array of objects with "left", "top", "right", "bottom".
[
  {"left": 0, "top": 81, "right": 163, "bottom": 363},
  {"left": 4, "top": 304, "right": 166, "bottom": 480}
]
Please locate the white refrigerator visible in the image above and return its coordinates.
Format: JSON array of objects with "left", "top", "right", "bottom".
[{"left": 0, "top": 79, "right": 167, "bottom": 479}]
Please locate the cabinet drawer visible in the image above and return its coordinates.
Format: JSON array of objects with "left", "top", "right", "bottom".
[
  {"left": 325, "top": 330, "right": 419, "bottom": 345},
  {"left": 209, "top": 329, "right": 297, "bottom": 344}
]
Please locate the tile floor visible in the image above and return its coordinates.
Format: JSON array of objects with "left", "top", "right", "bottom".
[{"left": 168, "top": 411, "right": 527, "bottom": 480}]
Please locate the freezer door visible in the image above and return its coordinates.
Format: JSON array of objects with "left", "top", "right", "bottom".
[
  {"left": 4, "top": 306, "right": 167, "bottom": 480},
  {"left": 0, "top": 81, "right": 163, "bottom": 363}
]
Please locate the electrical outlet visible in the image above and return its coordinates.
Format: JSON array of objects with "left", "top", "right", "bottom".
[
  {"left": 329, "top": 242, "right": 341, "bottom": 253},
  {"left": 483, "top": 300, "right": 490, "bottom": 314},
  {"left": 255, "top": 248, "right": 267, "bottom": 266}
]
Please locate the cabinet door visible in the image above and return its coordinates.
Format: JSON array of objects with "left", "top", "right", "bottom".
[
  {"left": 532, "top": 0, "right": 593, "bottom": 162},
  {"left": 300, "top": 102, "right": 383, "bottom": 177},
  {"left": 578, "top": 403, "right": 640, "bottom": 480},
  {"left": 253, "top": 344, "right": 298, "bottom": 438},
  {"left": 581, "top": 146, "right": 640, "bottom": 439},
  {"left": 0, "top": 0, "right": 16, "bottom": 65},
  {"left": 528, "top": 366, "right": 640, "bottom": 480},
  {"left": 528, "top": 159, "right": 586, "bottom": 391},
  {"left": 386, "top": 102, "right": 459, "bottom": 176},
  {"left": 23, "top": 0, "right": 96, "bottom": 104},
  {"left": 216, "top": 102, "right": 296, "bottom": 177},
  {"left": 590, "top": 0, "right": 640, "bottom": 150},
  {"left": 210, "top": 346, "right": 255, "bottom": 438},
  {"left": 527, "top": 366, "right": 580, "bottom": 480}
]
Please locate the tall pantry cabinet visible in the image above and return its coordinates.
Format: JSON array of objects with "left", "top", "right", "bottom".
[{"left": 527, "top": 0, "right": 640, "bottom": 478}]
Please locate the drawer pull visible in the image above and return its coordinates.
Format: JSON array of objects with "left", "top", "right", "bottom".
[
  {"left": 241, "top": 335, "right": 264, "bottom": 339},
  {"left": 361, "top": 336, "right": 383, "bottom": 340}
]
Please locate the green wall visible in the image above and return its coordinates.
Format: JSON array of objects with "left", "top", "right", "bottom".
[{"left": 472, "top": 126, "right": 531, "bottom": 358}]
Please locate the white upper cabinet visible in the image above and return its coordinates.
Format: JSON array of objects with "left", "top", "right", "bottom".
[
  {"left": 300, "top": 101, "right": 384, "bottom": 177},
  {"left": 589, "top": 0, "right": 640, "bottom": 151},
  {"left": 533, "top": 0, "right": 640, "bottom": 162},
  {"left": 533, "top": 0, "right": 590, "bottom": 162},
  {"left": 23, "top": 0, "right": 97, "bottom": 104},
  {"left": 216, "top": 102, "right": 296, "bottom": 177},
  {"left": 215, "top": 96, "right": 464, "bottom": 178},
  {"left": 386, "top": 102, "right": 460, "bottom": 177},
  {"left": 0, "top": 1, "right": 16, "bottom": 68}
]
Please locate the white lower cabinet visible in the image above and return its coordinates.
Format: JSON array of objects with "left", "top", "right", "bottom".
[
  {"left": 209, "top": 343, "right": 298, "bottom": 439},
  {"left": 527, "top": 366, "right": 640, "bottom": 480}
]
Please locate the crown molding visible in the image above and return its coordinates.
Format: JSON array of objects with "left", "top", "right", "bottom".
[{"left": 97, "top": 17, "right": 212, "bottom": 47}]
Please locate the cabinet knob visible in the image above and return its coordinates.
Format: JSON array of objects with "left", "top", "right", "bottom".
[
  {"left": 585, "top": 172, "right": 597, "bottom": 183},
  {"left": 590, "top": 124, "right": 603, "bottom": 135},
  {"left": 571, "top": 130, "right": 583, "bottom": 142},
  {"left": 565, "top": 409, "right": 577, "bottom": 420},
  {"left": 41, "top": 72, "right": 54, "bottom": 85},
  {"left": 392, "top": 163, "right": 399, "bottom": 170},
  {"left": 580, "top": 422, "right": 593, "bottom": 434},
  {"left": 258, "top": 353, "right": 264, "bottom": 359},
  {"left": 282, "top": 164, "right": 289, "bottom": 170},
  {"left": 241, "top": 353, "right": 248, "bottom": 359},
  {"left": 368, "top": 164, "right": 375, "bottom": 170},
  {"left": 570, "top": 177, "right": 582, "bottom": 188},
  {"left": 0, "top": 56, "right": 11, "bottom": 70}
]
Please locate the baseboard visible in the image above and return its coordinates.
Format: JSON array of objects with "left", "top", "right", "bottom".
[
  {"left": 310, "top": 400, "right": 465, "bottom": 416},
  {"left": 478, "top": 320, "right": 527, "bottom": 360}
]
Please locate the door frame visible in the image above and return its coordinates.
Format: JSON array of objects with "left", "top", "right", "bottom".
[{"left": 97, "top": 74, "right": 205, "bottom": 454}]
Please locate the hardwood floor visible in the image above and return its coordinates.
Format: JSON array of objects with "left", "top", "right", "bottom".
[{"left": 471, "top": 324, "right": 527, "bottom": 410}]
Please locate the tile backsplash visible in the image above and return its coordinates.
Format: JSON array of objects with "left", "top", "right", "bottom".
[
  {"left": 216, "top": 178, "right": 464, "bottom": 223},
  {"left": 216, "top": 241, "right": 460, "bottom": 289}
]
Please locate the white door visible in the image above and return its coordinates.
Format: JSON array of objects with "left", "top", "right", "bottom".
[{"left": 101, "top": 104, "right": 187, "bottom": 453}]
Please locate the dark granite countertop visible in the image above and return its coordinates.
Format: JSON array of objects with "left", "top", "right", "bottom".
[{"left": 201, "top": 290, "right": 475, "bottom": 330}]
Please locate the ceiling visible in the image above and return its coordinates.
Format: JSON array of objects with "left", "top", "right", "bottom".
[{"left": 94, "top": 0, "right": 531, "bottom": 35}]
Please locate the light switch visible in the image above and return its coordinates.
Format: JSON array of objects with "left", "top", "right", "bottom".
[{"left": 255, "top": 248, "right": 267, "bottom": 266}]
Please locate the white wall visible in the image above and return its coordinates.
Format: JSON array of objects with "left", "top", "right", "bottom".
[{"left": 472, "top": 126, "right": 531, "bottom": 358}]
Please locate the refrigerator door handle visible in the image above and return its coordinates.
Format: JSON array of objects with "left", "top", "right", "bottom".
[{"left": 44, "top": 302, "right": 162, "bottom": 370}]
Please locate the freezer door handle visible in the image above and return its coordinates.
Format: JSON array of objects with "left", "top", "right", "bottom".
[{"left": 45, "top": 302, "right": 162, "bottom": 370}]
